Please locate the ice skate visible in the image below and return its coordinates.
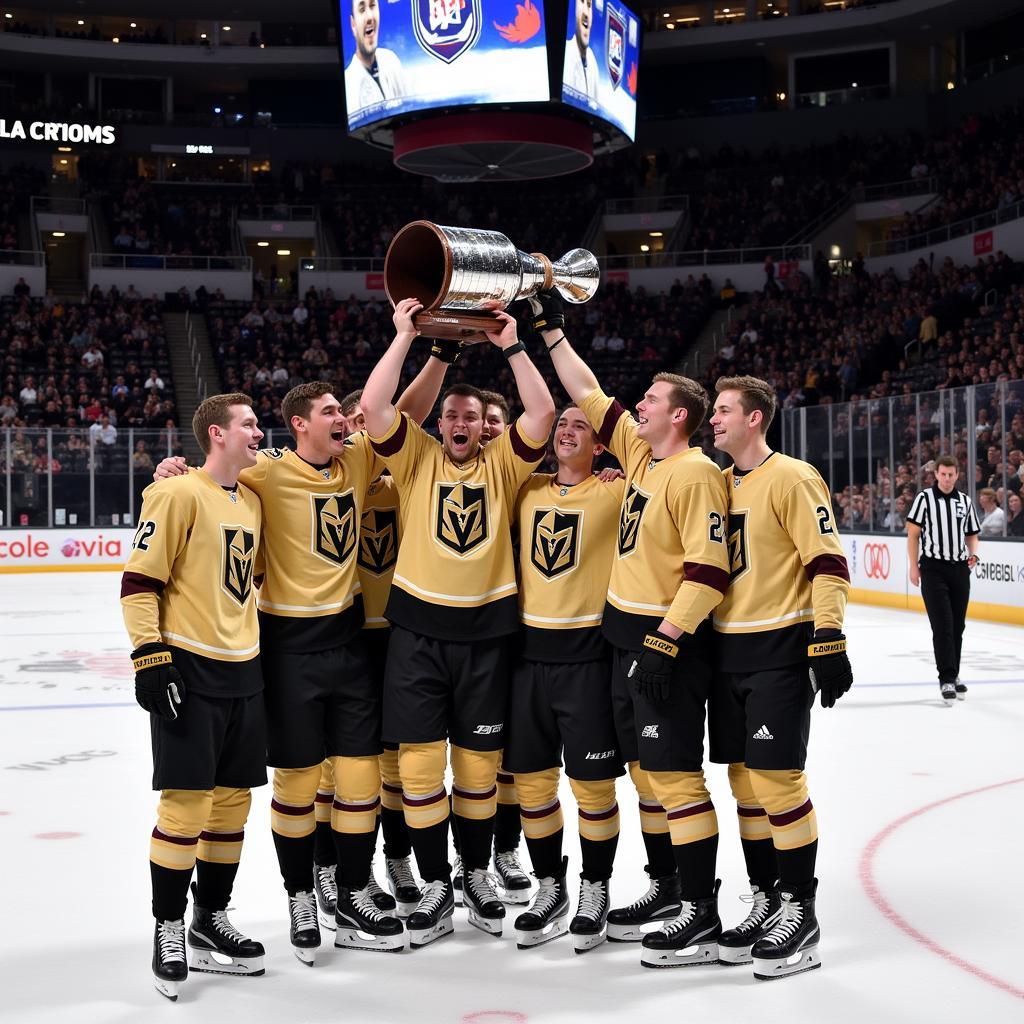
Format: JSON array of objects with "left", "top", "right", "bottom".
[
  {"left": 570, "top": 877, "right": 609, "bottom": 954},
  {"left": 188, "top": 905, "right": 265, "bottom": 976},
  {"left": 334, "top": 884, "right": 406, "bottom": 951},
  {"left": 152, "top": 919, "right": 187, "bottom": 1001},
  {"left": 407, "top": 879, "right": 455, "bottom": 948},
  {"left": 288, "top": 889, "right": 321, "bottom": 966},
  {"left": 641, "top": 880, "right": 722, "bottom": 969},
  {"left": 514, "top": 858, "right": 569, "bottom": 949},
  {"left": 606, "top": 866, "right": 681, "bottom": 942},
  {"left": 463, "top": 867, "right": 506, "bottom": 937},
  {"left": 493, "top": 844, "right": 532, "bottom": 905},
  {"left": 314, "top": 863, "right": 338, "bottom": 931},
  {"left": 386, "top": 856, "right": 423, "bottom": 918},
  {"left": 752, "top": 881, "right": 821, "bottom": 981},
  {"left": 718, "top": 884, "right": 782, "bottom": 965}
]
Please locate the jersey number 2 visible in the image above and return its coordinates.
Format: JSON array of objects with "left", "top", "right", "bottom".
[
  {"left": 708, "top": 511, "right": 725, "bottom": 543},
  {"left": 133, "top": 520, "right": 156, "bottom": 551},
  {"left": 815, "top": 506, "right": 834, "bottom": 535}
]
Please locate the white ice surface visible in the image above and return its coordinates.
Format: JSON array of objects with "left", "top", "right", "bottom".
[{"left": 0, "top": 572, "right": 1021, "bottom": 1023}]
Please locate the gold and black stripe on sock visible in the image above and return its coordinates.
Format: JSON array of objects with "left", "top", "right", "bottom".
[
  {"left": 728, "top": 763, "right": 777, "bottom": 890},
  {"left": 494, "top": 768, "right": 522, "bottom": 853},
  {"left": 150, "top": 788, "right": 210, "bottom": 921},
  {"left": 516, "top": 768, "right": 563, "bottom": 879},
  {"left": 748, "top": 769, "right": 819, "bottom": 891},
  {"left": 451, "top": 746, "right": 500, "bottom": 872},
  {"left": 649, "top": 770, "right": 720, "bottom": 901},
  {"left": 399, "top": 741, "right": 451, "bottom": 883},
  {"left": 569, "top": 777, "right": 620, "bottom": 882},
  {"left": 271, "top": 766, "right": 320, "bottom": 895},
  {"left": 194, "top": 787, "right": 250, "bottom": 910},
  {"left": 628, "top": 761, "right": 676, "bottom": 878},
  {"left": 380, "top": 743, "right": 411, "bottom": 860},
  {"left": 330, "top": 754, "right": 382, "bottom": 890},
  {"left": 313, "top": 761, "right": 337, "bottom": 868}
]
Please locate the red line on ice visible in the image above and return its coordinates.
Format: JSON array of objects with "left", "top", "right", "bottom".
[{"left": 859, "top": 776, "right": 1024, "bottom": 1001}]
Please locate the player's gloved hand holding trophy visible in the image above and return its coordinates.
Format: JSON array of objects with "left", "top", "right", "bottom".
[{"left": 383, "top": 220, "right": 599, "bottom": 342}]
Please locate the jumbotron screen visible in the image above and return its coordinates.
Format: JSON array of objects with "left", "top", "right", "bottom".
[
  {"left": 561, "top": 0, "right": 640, "bottom": 140},
  {"left": 339, "top": 0, "right": 551, "bottom": 131}
]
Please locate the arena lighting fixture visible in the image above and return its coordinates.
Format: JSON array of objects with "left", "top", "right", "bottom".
[
  {"left": 130, "top": 22, "right": 137, "bottom": 28},
  {"left": 777, "top": 91, "right": 787, "bottom": 101},
  {"left": 57, "top": 145, "right": 72, "bottom": 152},
  {"left": 59, "top": 159, "right": 68, "bottom": 165},
  {"left": 851, "top": 81, "right": 858, "bottom": 88},
  {"left": 112, "top": 36, "right": 119, "bottom": 43},
  {"left": 640, "top": 244, "right": 650, "bottom": 252},
  {"left": 830, "top": 244, "right": 841, "bottom": 258},
  {"left": 257, "top": 241, "right": 269, "bottom": 247},
  {"left": 649, "top": 231, "right": 663, "bottom": 237},
  {"left": 3, "top": 13, "right": 11, "bottom": 20},
  {"left": 77, "top": 19, "right": 84, "bottom": 25},
  {"left": 276, "top": 249, "right": 291, "bottom": 256},
  {"left": 200, "top": 32, "right": 207, "bottom": 38},
  {"left": 53, "top": 231, "right": 66, "bottom": 237},
  {"left": 946, "top": 80, "right": 955, "bottom": 90},
  {"left": 662, "top": 11, "right": 669, "bottom": 16},
  {"left": 666, "top": 22, "right": 675, "bottom": 29},
  {"left": 223, "top": 25, "right": 231, "bottom": 30}
]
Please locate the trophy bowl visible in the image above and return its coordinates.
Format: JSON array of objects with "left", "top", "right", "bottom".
[{"left": 384, "top": 221, "right": 599, "bottom": 343}]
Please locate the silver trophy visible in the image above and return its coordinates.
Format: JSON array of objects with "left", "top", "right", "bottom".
[{"left": 384, "top": 221, "right": 600, "bottom": 342}]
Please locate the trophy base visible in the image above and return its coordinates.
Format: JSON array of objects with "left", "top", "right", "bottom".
[{"left": 414, "top": 310, "right": 499, "bottom": 344}]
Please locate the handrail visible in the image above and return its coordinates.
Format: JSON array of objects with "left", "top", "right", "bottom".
[
  {"left": 601, "top": 244, "right": 810, "bottom": 270},
  {"left": 90, "top": 252, "right": 252, "bottom": 271},
  {"left": 0, "top": 250, "right": 45, "bottom": 267},
  {"left": 30, "top": 195, "right": 87, "bottom": 215},
  {"left": 301, "top": 256, "right": 385, "bottom": 272},
  {"left": 605, "top": 194, "right": 689, "bottom": 215},
  {"left": 243, "top": 204, "right": 318, "bottom": 221},
  {"left": 869, "top": 198, "right": 1024, "bottom": 257},
  {"left": 184, "top": 310, "right": 208, "bottom": 403}
]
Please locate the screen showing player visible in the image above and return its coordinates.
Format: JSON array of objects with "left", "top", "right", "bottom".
[
  {"left": 560, "top": 0, "right": 640, "bottom": 139},
  {"left": 340, "top": 0, "right": 550, "bottom": 131}
]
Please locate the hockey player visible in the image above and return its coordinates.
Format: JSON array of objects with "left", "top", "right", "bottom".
[
  {"left": 361, "top": 299, "right": 554, "bottom": 945},
  {"left": 153, "top": 361, "right": 448, "bottom": 965},
  {"left": 507, "top": 406, "right": 624, "bottom": 952},
  {"left": 708, "top": 376, "right": 852, "bottom": 980},
  {"left": 531, "top": 291, "right": 732, "bottom": 966},
  {"left": 123, "top": 393, "right": 266, "bottom": 1000}
]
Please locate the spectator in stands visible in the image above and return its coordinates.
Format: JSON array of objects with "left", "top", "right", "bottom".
[
  {"left": 13, "top": 277, "right": 30, "bottom": 299},
  {"left": 1007, "top": 492, "right": 1024, "bottom": 537},
  {"left": 132, "top": 439, "right": 154, "bottom": 473},
  {"left": 0, "top": 394, "right": 17, "bottom": 424},
  {"left": 19, "top": 376, "right": 38, "bottom": 408},
  {"left": 89, "top": 415, "right": 118, "bottom": 447},
  {"left": 978, "top": 487, "right": 1006, "bottom": 536},
  {"left": 143, "top": 369, "right": 164, "bottom": 393}
]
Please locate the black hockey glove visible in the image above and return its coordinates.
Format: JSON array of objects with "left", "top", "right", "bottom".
[
  {"left": 808, "top": 631, "right": 852, "bottom": 709},
  {"left": 628, "top": 631, "right": 679, "bottom": 703},
  {"left": 526, "top": 289, "right": 565, "bottom": 334},
  {"left": 132, "top": 643, "right": 185, "bottom": 721},
  {"left": 429, "top": 338, "right": 464, "bottom": 365}
]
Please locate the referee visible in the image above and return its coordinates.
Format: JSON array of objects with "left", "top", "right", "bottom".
[{"left": 906, "top": 456, "right": 980, "bottom": 705}]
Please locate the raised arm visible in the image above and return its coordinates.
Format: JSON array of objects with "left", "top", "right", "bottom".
[
  {"left": 362, "top": 298, "right": 422, "bottom": 438},
  {"left": 527, "top": 291, "right": 599, "bottom": 404},
  {"left": 485, "top": 310, "right": 555, "bottom": 443}
]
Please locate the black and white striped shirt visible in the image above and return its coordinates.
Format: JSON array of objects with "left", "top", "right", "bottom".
[{"left": 907, "top": 485, "right": 980, "bottom": 562}]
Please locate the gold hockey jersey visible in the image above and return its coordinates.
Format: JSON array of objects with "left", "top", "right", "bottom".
[
  {"left": 121, "top": 469, "right": 262, "bottom": 696},
  {"left": 578, "top": 387, "right": 730, "bottom": 650},
  {"left": 358, "top": 474, "right": 400, "bottom": 629},
  {"left": 714, "top": 452, "right": 850, "bottom": 671},
  {"left": 516, "top": 473, "right": 624, "bottom": 662},
  {"left": 369, "top": 411, "right": 547, "bottom": 640},
  {"left": 241, "top": 438, "right": 382, "bottom": 651}
]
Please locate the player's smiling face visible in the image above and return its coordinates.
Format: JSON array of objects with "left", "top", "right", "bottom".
[
  {"left": 710, "top": 389, "right": 751, "bottom": 456},
  {"left": 554, "top": 407, "right": 601, "bottom": 469},
  {"left": 352, "top": 0, "right": 379, "bottom": 61},
  {"left": 439, "top": 395, "right": 484, "bottom": 464},
  {"left": 635, "top": 381, "right": 681, "bottom": 444},
  {"left": 296, "top": 394, "right": 348, "bottom": 460},
  {"left": 480, "top": 404, "right": 508, "bottom": 446},
  {"left": 220, "top": 404, "right": 263, "bottom": 469},
  {"left": 345, "top": 401, "right": 365, "bottom": 434},
  {"left": 576, "top": 0, "right": 592, "bottom": 48}
]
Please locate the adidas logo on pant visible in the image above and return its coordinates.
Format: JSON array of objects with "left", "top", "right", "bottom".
[{"left": 752, "top": 724, "right": 774, "bottom": 740}]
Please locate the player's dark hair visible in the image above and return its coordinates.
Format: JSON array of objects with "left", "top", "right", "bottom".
[
  {"left": 479, "top": 389, "right": 511, "bottom": 426},
  {"left": 192, "top": 392, "right": 254, "bottom": 454},
  {"left": 652, "top": 372, "right": 710, "bottom": 437},
  {"left": 282, "top": 382, "right": 337, "bottom": 440},
  {"left": 440, "top": 383, "right": 486, "bottom": 417},
  {"left": 715, "top": 375, "right": 778, "bottom": 434},
  {"left": 340, "top": 389, "right": 363, "bottom": 417},
  {"left": 935, "top": 455, "right": 958, "bottom": 471}
]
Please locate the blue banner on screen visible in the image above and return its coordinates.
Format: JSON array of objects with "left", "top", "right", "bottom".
[
  {"left": 561, "top": 0, "right": 639, "bottom": 139},
  {"left": 341, "top": 0, "right": 550, "bottom": 131}
]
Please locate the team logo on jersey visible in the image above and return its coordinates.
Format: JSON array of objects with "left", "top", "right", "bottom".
[
  {"left": 221, "top": 525, "right": 255, "bottom": 606},
  {"left": 311, "top": 491, "right": 358, "bottom": 567},
  {"left": 617, "top": 483, "right": 650, "bottom": 557},
  {"left": 263, "top": 448, "right": 285, "bottom": 460},
  {"left": 727, "top": 509, "right": 750, "bottom": 582},
  {"left": 531, "top": 507, "right": 582, "bottom": 580},
  {"left": 359, "top": 507, "right": 398, "bottom": 577},
  {"left": 606, "top": 5, "right": 626, "bottom": 90},
  {"left": 413, "top": 0, "right": 481, "bottom": 65},
  {"left": 435, "top": 481, "right": 488, "bottom": 556}
]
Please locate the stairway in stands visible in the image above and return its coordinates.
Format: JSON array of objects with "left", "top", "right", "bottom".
[
  {"left": 162, "top": 311, "right": 217, "bottom": 464},
  {"left": 676, "top": 304, "right": 740, "bottom": 380}
]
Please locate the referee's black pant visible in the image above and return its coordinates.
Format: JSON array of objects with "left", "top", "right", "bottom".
[{"left": 919, "top": 557, "right": 971, "bottom": 685}]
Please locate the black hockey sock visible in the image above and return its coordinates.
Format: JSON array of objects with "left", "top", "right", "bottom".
[
  {"left": 581, "top": 833, "right": 618, "bottom": 883},
  {"left": 524, "top": 828, "right": 564, "bottom": 880},
  {"left": 334, "top": 829, "right": 376, "bottom": 890},
  {"left": 776, "top": 839, "right": 817, "bottom": 892},
  {"left": 455, "top": 813, "right": 494, "bottom": 873},
  {"left": 194, "top": 858, "right": 238, "bottom": 912},
  {"left": 449, "top": 793, "right": 461, "bottom": 855},
  {"left": 494, "top": 802, "right": 523, "bottom": 853},
  {"left": 151, "top": 862, "right": 194, "bottom": 922},
  {"left": 409, "top": 819, "right": 452, "bottom": 884},
  {"left": 642, "top": 828, "right": 677, "bottom": 880},
  {"left": 313, "top": 820, "right": 337, "bottom": 867},
  {"left": 381, "top": 805, "right": 412, "bottom": 860},
  {"left": 673, "top": 834, "right": 719, "bottom": 902},
  {"left": 272, "top": 830, "right": 316, "bottom": 895},
  {"left": 741, "top": 837, "right": 778, "bottom": 892}
]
